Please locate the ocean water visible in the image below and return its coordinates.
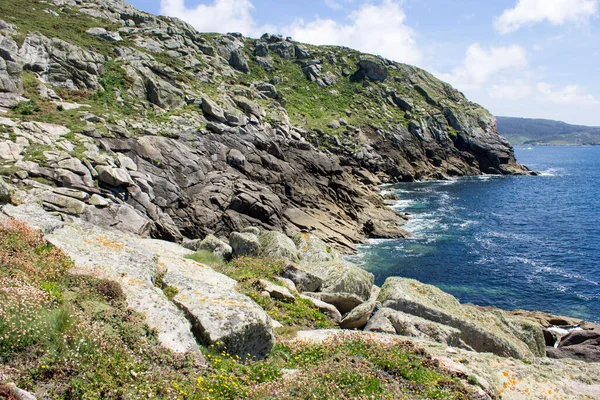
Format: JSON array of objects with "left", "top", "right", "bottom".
[{"left": 351, "top": 146, "right": 600, "bottom": 323}]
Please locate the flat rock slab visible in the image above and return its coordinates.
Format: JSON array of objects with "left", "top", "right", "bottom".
[{"left": 2, "top": 204, "right": 274, "bottom": 360}]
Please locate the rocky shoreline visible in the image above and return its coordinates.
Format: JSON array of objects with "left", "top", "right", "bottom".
[{"left": 1, "top": 200, "right": 600, "bottom": 398}]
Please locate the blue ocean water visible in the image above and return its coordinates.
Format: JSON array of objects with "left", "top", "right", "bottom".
[{"left": 351, "top": 146, "right": 600, "bottom": 323}]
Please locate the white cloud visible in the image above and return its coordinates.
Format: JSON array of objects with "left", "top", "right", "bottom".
[
  {"left": 495, "top": 0, "right": 598, "bottom": 34},
  {"left": 284, "top": 0, "right": 423, "bottom": 66},
  {"left": 489, "top": 82, "right": 533, "bottom": 100},
  {"left": 437, "top": 44, "right": 528, "bottom": 90},
  {"left": 536, "top": 82, "right": 599, "bottom": 105},
  {"left": 159, "top": 0, "right": 262, "bottom": 36}
]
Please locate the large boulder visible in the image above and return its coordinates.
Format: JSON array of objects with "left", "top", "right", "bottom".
[
  {"left": 377, "top": 278, "right": 545, "bottom": 359},
  {"left": 161, "top": 256, "right": 275, "bottom": 359},
  {"left": 293, "top": 233, "right": 338, "bottom": 263},
  {"left": 365, "top": 307, "right": 463, "bottom": 348},
  {"left": 281, "top": 263, "right": 323, "bottom": 292},
  {"left": 259, "top": 231, "right": 299, "bottom": 261},
  {"left": 96, "top": 166, "right": 133, "bottom": 187},
  {"left": 303, "top": 291, "right": 364, "bottom": 314},
  {"left": 229, "top": 231, "right": 260, "bottom": 257},
  {"left": 186, "top": 234, "right": 233, "bottom": 260},
  {"left": 547, "top": 328, "right": 600, "bottom": 362},
  {"left": 299, "top": 260, "right": 374, "bottom": 302},
  {"left": 340, "top": 300, "right": 376, "bottom": 329},
  {"left": 357, "top": 56, "right": 388, "bottom": 82}
]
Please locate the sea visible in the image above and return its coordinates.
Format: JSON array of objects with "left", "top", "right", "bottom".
[{"left": 350, "top": 146, "right": 600, "bottom": 323}]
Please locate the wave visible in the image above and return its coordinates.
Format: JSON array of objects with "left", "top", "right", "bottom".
[{"left": 537, "top": 167, "right": 566, "bottom": 177}]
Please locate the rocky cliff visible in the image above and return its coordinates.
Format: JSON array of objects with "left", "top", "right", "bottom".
[{"left": 0, "top": 0, "right": 530, "bottom": 251}]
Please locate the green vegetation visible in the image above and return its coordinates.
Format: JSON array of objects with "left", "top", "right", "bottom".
[
  {"left": 186, "top": 254, "right": 334, "bottom": 330},
  {"left": 1, "top": 220, "right": 474, "bottom": 399},
  {"left": 0, "top": 0, "right": 127, "bottom": 56},
  {"left": 186, "top": 249, "right": 226, "bottom": 267}
]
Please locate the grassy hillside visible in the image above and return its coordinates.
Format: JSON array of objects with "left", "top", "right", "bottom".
[
  {"left": 497, "top": 116, "right": 600, "bottom": 145},
  {"left": 0, "top": 220, "right": 473, "bottom": 399}
]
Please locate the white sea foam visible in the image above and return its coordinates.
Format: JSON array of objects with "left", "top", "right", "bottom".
[{"left": 538, "top": 167, "right": 565, "bottom": 177}]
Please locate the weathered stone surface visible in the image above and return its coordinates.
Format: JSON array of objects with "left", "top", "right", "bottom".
[
  {"left": 340, "top": 300, "right": 376, "bottom": 329},
  {"left": 303, "top": 291, "right": 363, "bottom": 314},
  {"left": 258, "top": 279, "right": 295, "bottom": 302},
  {"left": 281, "top": 263, "right": 323, "bottom": 292},
  {"left": 293, "top": 233, "right": 338, "bottom": 264},
  {"left": 96, "top": 166, "right": 133, "bottom": 187},
  {"left": 229, "top": 231, "right": 260, "bottom": 257},
  {"left": 299, "top": 294, "right": 342, "bottom": 323},
  {"left": 358, "top": 56, "right": 388, "bottom": 82},
  {"left": 226, "top": 149, "right": 246, "bottom": 169},
  {"left": 89, "top": 194, "right": 109, "bottom": 207},
  {"left": 259, "top": 231, "right": 298, "bottom": 261},
  {"left": 196, "top": 234, "right": 233, "bottom": 260},
  {"left": 42, "top": 192, "right": 87, "bottom": 215},
  {"left": 547, "top": 328, "right": 600, "bottom": 362},
  {"left": 299, "top": 260, "right": 374, "bottom": 302},
  {"left": 0, "top": 178, "right": 14, "bottom": 203},
  {"left": 86, "top": 27, "right": 122, "bottom": 42},
  {"left": 378, "top": 278, "right": 545, "bottom": 359},
  {"left": 160, "top": 256, "right": 274, "bottom": 360},
  {"left": 365, "top": 307, "right": 463, "bottom": 348}
]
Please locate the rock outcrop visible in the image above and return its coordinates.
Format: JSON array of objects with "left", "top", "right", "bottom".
[{"left": 0, "top": 0, "right": 530, "bottom": 254}]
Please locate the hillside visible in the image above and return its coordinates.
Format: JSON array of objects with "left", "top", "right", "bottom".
[
  {"left": 8, "top": 1, "right": 600, "bottom": 399},
  {"left": 496, "top": 116, "right": 600, "bottom": 145},
  {"left": 0, "top": 0, "right": 531, "bottom": 252}
]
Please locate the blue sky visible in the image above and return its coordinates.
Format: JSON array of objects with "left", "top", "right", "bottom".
[{"left": 129, "top": 0, "right": 600, "bottom": 126}]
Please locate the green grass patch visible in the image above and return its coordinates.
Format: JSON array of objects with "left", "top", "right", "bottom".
[{"left": 186, "top": 250, "right": 226, "bottom": 267}]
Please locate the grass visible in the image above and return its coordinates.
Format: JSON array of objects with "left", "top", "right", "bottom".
[
  {"left": 185, "top": 254, "right": 334, "bottom": 329},
  {"left": 0, "top": 0, "right": 127, "bottom": 56},
  {"left": 0, "top": 220, "right": 478, "bottom": 399}
]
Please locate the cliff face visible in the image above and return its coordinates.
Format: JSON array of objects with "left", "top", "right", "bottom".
[{"left": 0, "top": 0, "right": 529, "bottom": 250}]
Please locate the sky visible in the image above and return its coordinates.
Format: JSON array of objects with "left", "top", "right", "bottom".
[{"left": 128, "top": 0, "right": 600, "bottom": 126}]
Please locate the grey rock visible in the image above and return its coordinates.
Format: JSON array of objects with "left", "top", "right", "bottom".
[
  {"left": 197, "top": 234, "right": 233, "bottom": 260},
  {"left": 303, "top": 291, "right": 363, "bottom": 314},
  {"left": 358, "top": 56, "right": 388, "bottom": 82},
  {"left": 255, "top": 56, "right": 273, "bottom": 69},
  {"left": 0, "top": 178, "right": 14, "bottom": 203},
  {"left": 300, "top": 260, "right": 374, "bottom": 302},
  {"left": 2, "top": 383, "right": 36, "bottom": 400},
  {"left": 293, "top": 233, "right": 338, "bottom": 264},
  {"left": 241, "top": 226, "right": 261, "bottom": 236},
  {"left": 229, "top": 231, "right": 260, "bottom": 257},
  {"left": 259, "top": 231, "right": 298, "bottom": 261},
  {"left": 299, "top": 294, "right": 342, "bottom": 323},
  {"left": 42, "top": 192, "right": 87, "bottom": 215},
  {"left": 365, "top": 307, "right": 463, "bottom": 348},
  {"left": 340, "top": 300, "right": 376, "bottom": 329},
  {"left": 89, "top": 194, "right": 109, "bottom": 207},
  {"left": 52, "top": 187, "right": 89, "bottom": 201},
  {"left": 56, "top": 158, "right": 90, "bottom": 176},
  {"left": 117, "top": 153, "right": 138, "bottom": 171},
  {"left": 281, "top": 263, "right": 323, "bottom": 292},
  {"left": 258, "top": 279, "right": 295, "bottom": 302},
  {"left": 234, "top": 96, "right": 264, "bottom": 118},
  {"left": 226, "top": 148, "right": 246, "bottom": 169},
  {"left": 96, "top": 166, "right": 133, "bottom": 187},
  {"left": 2, "top": 204, "right": 64, "bottom": 234},
  {"left": 86, "top": 27, "right": 122, "bottom": 42},
  {"left": 201, "top": 96, "right": 228, "bottom": 123},
  {"left": 378, "top": 277, "right": 545, "bottom": 359}
]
